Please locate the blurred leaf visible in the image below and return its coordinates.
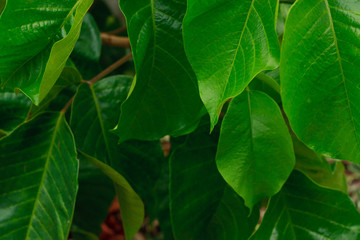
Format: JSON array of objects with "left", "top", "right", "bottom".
[
  {"left": 73, "top": 13, "right": 101, "bottom": 62},
  {"left": 0, "top": 113, "right": 78, "bottom": 239},
  {"left": 293, "top": 136, "right": 347, "bottom": 193},
  {"left": 71, "top": 13, "right": 102, "bottom": 79}
]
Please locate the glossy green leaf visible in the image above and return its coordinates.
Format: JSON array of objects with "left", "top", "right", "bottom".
[
  {"left": 0, "top": 112, "right": 78, "bottom": 239},
  {"left": 70, "top": 76, "right": 165, "bottom": 239},
  {"left": 80, "top": 152, "right": 144, "bottom": 240},
  {"left": 0, "top": 0, "right": 93, "bottom": 104},
  {"left": 216, "top": 90, "right": 295, "bottom": 210},
  {"left": 115, "top": 0, "right": 205, "bottom": 141},
  {"left": 28, "top": 65, "right": 82, "bottom": 119},
  {"left": 251, "top": 171, "right": 360, "bottom": 239},
  {"left": 0, "top": 89, "right": 31, "bottom": 133},
  {"left": 183, "top": 0, "right": 280, "bottom": 128},
  {"left": 170, "top": 122, "right": 259, "bottom": 240},
  {"left": 71, "top": 156, "right": 115, "bottom": 238},
  {"left": 281, "top": 0, "right": 360, "bottom": 162},
  {"left": 293, "top": 136, "right": 347, "bottom": 193}
]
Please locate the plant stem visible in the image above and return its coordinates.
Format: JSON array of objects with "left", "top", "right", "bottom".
[
  {"left": 105, "top": 26, "right": 127, "bottom": 35},
  {"left": 61, "top": 96, "right": 74, "bottom": 114},
  {"left": 61, "top": 53, "right": 133, "bottom": 113},
  {"left": 255, "top": 72, "right": 280, "bottom": 94},
  {"left": 88, "top": 53, "right": 132, "bottom": 85},
  {"left": 101, "top": 33, "right": 130, "bottom": 48}
]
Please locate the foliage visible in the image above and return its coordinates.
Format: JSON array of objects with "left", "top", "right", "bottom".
[{"left": 1, "top": 0, "right": 360, "bottom": 239}]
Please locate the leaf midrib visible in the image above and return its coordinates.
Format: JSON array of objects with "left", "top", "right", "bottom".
[
  {"left": 24, "top": 113, "right": 63, "bottom": 239},
  {"left": 89, "top": 85, "right": 113, "bottom": 165}
]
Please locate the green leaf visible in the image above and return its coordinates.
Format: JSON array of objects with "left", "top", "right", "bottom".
[
  {"left": 72, "top": 13, "right": 101, "bottom": 62},
  {"left": 216, "top": 90, "right": 295, "bottom": 210},
  {"left": 28, "top": 64, "right": 82, "bottom": 119},
  {"left": 70, "top": 76, "right": 165, "bottom": 239},
  {"left": 70, "top": 13, "right": 102, "bottom": 79},
  {"left": 115, "top": 0, "right": 205, "bottom": 142},
  {"left": 251, "top": 171, "right": 360, "bottom": 239},
  {"left": 281, "top": 0, "right": 360, "bottom": 163},
  {"left": 80, "top": 152, "right": 144, "bottom": 240},
  {"left": 0, "top": 0, "right": 93, "bottom": 104},
  {"left": 293, "top": 136, "right": 347, "bottom": 193},
  {"left": 0, "top": 112, "right": 78, "bottom": 240},
  {"left": 71, "top": 156, "right": 115, "bottom": 237},
  {"left": 0, "top": 89, "right": 31, "bottom": 133},
  {"left": 170, "top": 122, "right": 259, "bottom": 240},
  {"left": 183, "top": 0, "right": 280, "bottom": 128}
]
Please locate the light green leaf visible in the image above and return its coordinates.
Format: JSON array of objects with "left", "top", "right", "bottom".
[
  {"left": 183, "top": 0, "right": 280, "bottom": 128},
  {"left": 115, "top": 0, "right": 205, "bottom": 142},
  {"left": 251, "top": 171, "right": 360, "bottom": 239},
  {"left": 0, "top": 112, "right": 79, "bottom": 240},
  {"left": 0, "top": 0, "right": 93, "bottom": 104},
  {"left": 216, "top": 90, "right": 295, "bottom": 210},
  {"left": 170, "top": 122, "right": 259, "bottom": 240},
  {"left": 281, "top": 0, "right": 360, "bottom": 163},
  {"left": 80, "top": 152, "right": 144, "bottom": 240},
  {"left": 293, "top": 136, "right": 347, "bottom": 193},
  {"left": 0, "top": 89, "right": 31, "bottom": 133}
]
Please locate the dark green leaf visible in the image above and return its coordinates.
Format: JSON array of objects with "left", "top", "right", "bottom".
[
  {"left": 281, "top": 0, "right": 360, "bottom": 163},
  {"left": 0, "top": 112, "right": 78, "bottom": 239},
  {"left": 170, "top": 123, "right": 259, "bottom": 240},
  {"left": 72, "top": 13, "right": 101, "bottom": 62},
  {"left": 71, "top": 156, "right": 115, "bottom": 238},
  {"left": 71, "top": 13, "right": 102, "bottom": 79},
  {"left": 251, "top": 171, "right": 360, "bottom": 239},
  {"left": 216, "top": 90, "right": 295, "bottom": 210},
  {"left": 115, "top": 0, "right": 205, "bottom": 142},
  {"left": 80, "top": 152, "right": 144, "bottom": 240},
  {"left": 183, "top": 0, "right": 280, "bottom": 128},
  {"left": 0, "top": 89, "right": 31, "bottom": 133},
  {"left": 70, "top": 76, "right": 165, "bottom": 238},
  {"left": 0, "top": 0, "right": 93, "bottom": 104}
]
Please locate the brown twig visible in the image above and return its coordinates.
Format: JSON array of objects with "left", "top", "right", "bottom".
[
  {"left": 61, "top": 96, "right": 74, "bottom": 114},
  {"left": 60, "top": 53, "right": 133, "bottom": 113},
  {"left": 101, "top": 33, "right": 130, "bottom": 48},
  {"left": 87, "top": 53, "right": 132, "bottom": 85},
  {"left": 105, "top": 26, "right": 127, "bottom": 35}
]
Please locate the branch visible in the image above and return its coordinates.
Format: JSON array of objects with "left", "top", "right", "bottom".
[
  {"left": 101, "top": 33, "right": 130, "bottom": 48},
  {"left": 61, "top": 53, "right": 133, "bottom": 113},
  {"left": 88, "top": 53, "right": 132, "bottom": 85},
  {"left": 105, "top": 26, "right": 127, "bottom": 35}
]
